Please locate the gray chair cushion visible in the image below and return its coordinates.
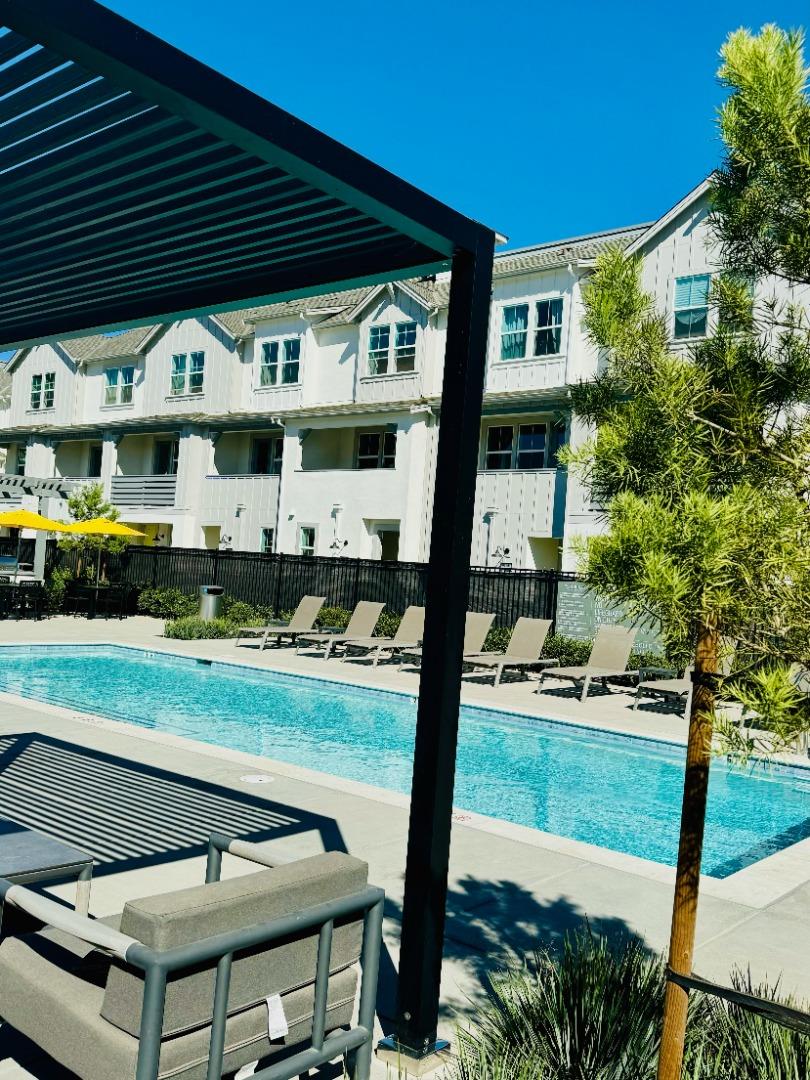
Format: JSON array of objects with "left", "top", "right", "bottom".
[
  {"left": 0, "top": 918, "right": 356, "bottom": 1080},
  {"left": 102, "top": 851, "right": 367, "bottom": 1038}
]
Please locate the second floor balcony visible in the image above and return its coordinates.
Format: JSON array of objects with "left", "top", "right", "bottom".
[{"left": 110, "top": 474, "right": 177, "bottom": 507}]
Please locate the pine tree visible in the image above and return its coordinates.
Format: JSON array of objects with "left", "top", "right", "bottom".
[{"left": 565, "top": 27, "right": 810, "bottom": 1076}]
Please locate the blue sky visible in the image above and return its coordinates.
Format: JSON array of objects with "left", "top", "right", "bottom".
[{"left": 100, "top": 0, "right": 807, "bottom": 249}]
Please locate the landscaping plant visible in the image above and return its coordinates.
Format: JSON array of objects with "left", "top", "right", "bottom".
[
  {"left": 58, "top": 482, "right": 129, "bottom": 582},
  {"left": 563, "top": 24, "right": 810, "bottom": 1077}
]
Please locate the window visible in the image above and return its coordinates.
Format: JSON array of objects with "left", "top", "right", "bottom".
[
  {"left": 259, "top": 339, "right": 301, "bottom": 386},
  {"left": 298, "top": 525, "right": 316, "bottom": 557},
  {"left": 189, "top": 351, "right": 205, "bottom": 394},
  {"left": 154, "top": 439, "right": 179, "bottom": 475},
  {"left": 485, "top": 425, "right": 514, "bottom": 470},
  {"left": 484, "top": 422, "right": 549, "bottom": 470},
  {"left": 356, "top": 431, "right": 396, "bottom": 469},
  {"left": 534, "top": 298, "right": 564, "bottom": 355},
  {"left": 30, "top": 374, "right": 41, "bottom": 410},
  {"left": 252, "top": 436, "right": 284, "bottom": 475},
  {"left": 367, "top": 321, "right": 418, "bottom": 375},
  {"left": 547, "top": 419, "right": 568, "bottom": 467},
  {"left": 104, "top": 365, "right": 135, "bottom": 406},
  {"left": 88, "top": 444, "right": 103, "bottom": 478},
  {"left": 260, "top": 527, "right": 275, "bottom": 554},
  {"left": 516, "top": 423, "right": 547, "bottom": 468},
  {"left": 499, "top": 298, "right": 564, "bottom": 360},
  {"left": 15, "top": 446, "right": 26, "bottom": 476},
  {"left": 43, "top": 372, "right": 55, "bottom": 409},
  {"left": 170, "top": 352, "right": 205, "bottom": 395},
  {"left": 674, "top": 274, "right": 710, "bottom": 339}
]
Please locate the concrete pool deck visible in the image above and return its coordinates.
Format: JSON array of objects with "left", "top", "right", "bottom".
[{"left": 0, "top": 616, "right": 808, "bottom": 1077}]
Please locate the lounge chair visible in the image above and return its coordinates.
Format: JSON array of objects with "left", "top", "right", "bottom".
[
  {"left": 236, "top": 595, "right": 326, "bottom": 650},
  {"left": 337, "top": 605, "right": 425, "bottom": 666},
  {"left": 296, "top": 601, "right": 385, "bottom": 660},
  {"left": 465, "top": 617, "right": 557, "bottom": 686},
  {"left": 633, "top": 666, "right": 694, "bottom": 714},
  {"left": 0, "top": 833, "right": 384, "bottom": 1080},
  {"left": 398, "top": 611, "right": 496, "bottom": 671},
  {"left": 536, "top": 625, "right": 638, "bottom": 702}
]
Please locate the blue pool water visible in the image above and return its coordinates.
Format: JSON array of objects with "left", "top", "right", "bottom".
[{"left": 0, "top": 644, "right": 808, "bottom": 878}]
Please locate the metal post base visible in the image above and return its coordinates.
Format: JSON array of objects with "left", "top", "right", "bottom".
[{"left": 376, "top": 1037, "right": 451, "bottom": 1077}]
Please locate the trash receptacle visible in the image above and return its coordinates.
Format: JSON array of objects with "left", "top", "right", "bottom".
[{"left": 198, "top": 584, "right": 224, "bottom": 621}]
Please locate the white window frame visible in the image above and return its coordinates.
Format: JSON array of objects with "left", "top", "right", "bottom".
[
  {"left": 298, "top": 524, "right": 317, "bottom": 557},
  {"left": 260, "top": 527, "right": 275, "bottom": 554},
  {"left": 251, "top": 435, "right": 284, "bottom": 475},
  {"left": 15, "top": 446, "right": 27, "bottom": 476},
  {"left": 103, "top": 365, "right": 135, "bottom": 406},
  {"left": 673, "top": 274, "right": 711, "bottom": 340},
  {"left": 170, "top": 351, "right": 205, "bottom": 396},
  {"left": 482, "top": 421, "right": 549, "bottom": 471},
  {"left": 497, "top": 295, "right": 565, "bottom": 362},
  {"left": 366, "top": 320, "right": 418, "bottom": 376},
  {"left": 258, "top": 337, "right": 302, "bottom": 388},
  {"left": 29, "top": 373, "right": 42, "bottom": 410}
]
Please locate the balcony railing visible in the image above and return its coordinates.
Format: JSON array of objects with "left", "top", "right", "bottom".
[{"left": 110, "top": 474, "right": 177, "bottom": 507}]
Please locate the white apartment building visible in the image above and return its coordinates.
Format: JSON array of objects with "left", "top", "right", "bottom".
[{"left": 0, "top": 181, "right": 722, "bottom": 570}]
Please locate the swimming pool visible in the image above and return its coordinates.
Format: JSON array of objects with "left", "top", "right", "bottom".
[{"left": 0, "top": 644, "right": 808, "bottom": 878}]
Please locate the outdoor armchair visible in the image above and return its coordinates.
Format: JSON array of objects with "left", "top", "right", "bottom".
[
  {"left": 536, "top": 625, "right": 638, "bottom": 702},
  {"left": 295, "top": 602, "right": 385, "bottom": 660},
  {"left": 338, "top": 605, "right": 426, "bottom": 666},
  {"left": 464, "top": 617, "right": 557, "bottom": 686},
  {"left": 235, "top": 595, "right": 326, "bottom": 650},
  {"left": 0, "top": 833, "right": 384, "bottom": 1080},
  {"left": 398, "top": 611, "right": 495, "bottom": 671}
]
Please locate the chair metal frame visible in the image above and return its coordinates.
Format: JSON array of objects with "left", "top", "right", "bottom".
[{"left": 0, "top": 832, "right": 385, "bottom": 1080}]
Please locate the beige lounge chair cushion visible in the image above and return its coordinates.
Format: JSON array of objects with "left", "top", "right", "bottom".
[
  {"left": 101, "top": 851, "right": 366, "bottom": 1038},
  {"left": 0, "top": 918, "right": 356, "bottom": 1080}
]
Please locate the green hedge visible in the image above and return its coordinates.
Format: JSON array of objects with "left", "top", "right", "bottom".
[
  {"left": 164, "top": 616, "right": 241, "bottom": 640},
  {"left": 138, "top": 587, "right": 197, "bottom": 620}
]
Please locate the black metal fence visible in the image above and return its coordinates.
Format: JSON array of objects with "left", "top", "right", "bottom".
[
  {"left": 2, "top": 539, "right": 575, "bottom": 626},
  {"left": 14, "top": 540, "right": 570, "bottom": 627},
  {"left": 120, "top": 546, "right": 574, "bottom": 627}
]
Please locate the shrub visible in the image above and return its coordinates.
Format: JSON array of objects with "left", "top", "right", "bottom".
[
  {"left": 44, "top": 567, "right": 74, "bottom": 614},
  {"left": 686, "top": 971, "right": 810, "bottom": 1079},
  {"left": 455, "top": 931, "right": 674, "bottom": 1080},
  {"left": 137, "top": 587, "right": 197, "bottom": 620},
  {"left": 374, "top": 611, "right": 402, "bottom": 638},
  {"left": 542, "top": 632, "right": 593, "bottom": 667},
  {"left": 220, "top": 597, "right": 274, "bottom": 626},
  {"left": 164, "top": 616, "right": 239, "bottom": 640},
  {"left": 315, "top": 606, "right": 352, "bottom": 630}
]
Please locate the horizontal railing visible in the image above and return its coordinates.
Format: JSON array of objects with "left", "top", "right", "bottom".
[
  {"left": 110, "top": 474, "right": 177, "bottom": 507},
  {"left": 59, "top": 543, "right": 575, "bottom": 627}
]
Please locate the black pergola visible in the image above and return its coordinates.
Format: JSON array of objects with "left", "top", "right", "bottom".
[{"left": 0, "top": 0, "right": 495, "bottom": 1062}]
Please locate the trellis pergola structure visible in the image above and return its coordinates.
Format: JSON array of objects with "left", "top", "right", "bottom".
[{"left": 0, "top": 0, "right": 495, "bottom": 1064}]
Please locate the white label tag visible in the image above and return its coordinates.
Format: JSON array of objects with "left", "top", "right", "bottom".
[
  {"left": 266, "top": 993, "right": 288, "bottom": 1040},
  {"left": 234, "top": 1064, "right": 258, "bottom": 1080}
]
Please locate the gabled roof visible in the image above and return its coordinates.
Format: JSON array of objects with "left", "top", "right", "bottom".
[
  {"left": 625, "top": 178, "right": 712, "bottom": 256},
  {"left": 61, "top": 325, "right": 161, "bottom": 363}
]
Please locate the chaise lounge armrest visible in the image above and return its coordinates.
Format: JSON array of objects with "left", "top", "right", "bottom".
[
  {"left": 205, "top": 832, "right": 301, "bottom": 882},
  {"left": 0, "top": 878, "right": 139, "bottom": 962}
]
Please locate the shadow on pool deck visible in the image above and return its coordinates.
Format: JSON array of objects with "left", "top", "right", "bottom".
[
  {"left": 0, "top": 731, "right": 346, "bottom": 874},
  {"left": 0, "top": 733, "right": 645, "bottom": 1071}
]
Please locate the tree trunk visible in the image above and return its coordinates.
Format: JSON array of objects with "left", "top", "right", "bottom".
[{"left": 657, "top": 624, "right": 719, "bottom": 1080}]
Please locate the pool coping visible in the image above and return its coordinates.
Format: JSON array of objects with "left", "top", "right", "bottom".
[{"left": 2, "top": 639, "right": 809, "bottom": 910}]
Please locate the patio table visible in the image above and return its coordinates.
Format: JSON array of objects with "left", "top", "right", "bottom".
[{"left": 0, "top": 819, "right": 93, "bottom": 924}]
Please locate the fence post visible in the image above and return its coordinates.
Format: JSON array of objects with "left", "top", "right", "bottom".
[
  {"left": 274, "top": 554, "right": 283, "bottom": 615},
  {"left": 352, "top": 558, "right": 361, "bottom": 609},
  {"left": 212, "top": 547, "right": 220, "bottom": 586}
]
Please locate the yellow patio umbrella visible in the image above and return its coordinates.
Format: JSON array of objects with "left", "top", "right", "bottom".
[
  {"left": 0, "top": 508, "right": 71, "bottom": 582},
  {"left": 63, "top": 518, "right": 145, "bottom": 587}
]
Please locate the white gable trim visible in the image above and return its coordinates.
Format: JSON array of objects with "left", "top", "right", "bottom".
[
  {"left": 345, "top": 281, "right": 431, "bottom": 324},
  {"left": 625, "top": 178, "right": 712, "bottom": 257}
]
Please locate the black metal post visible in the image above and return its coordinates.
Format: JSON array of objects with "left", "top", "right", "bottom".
[{"left": 390, "top": 233, "right": 494, "bottom": 1057}]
